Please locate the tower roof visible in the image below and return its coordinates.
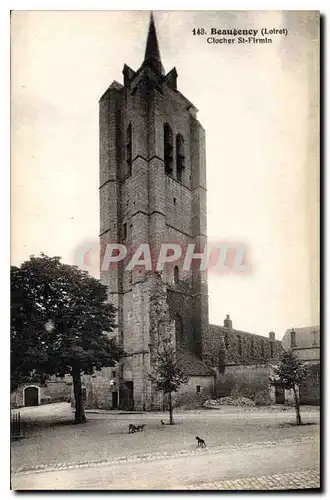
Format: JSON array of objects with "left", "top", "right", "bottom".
[{"left": 142, "top": 12, "right": 165, "bottom": 75}]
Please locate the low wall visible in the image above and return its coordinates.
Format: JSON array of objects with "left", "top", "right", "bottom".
[
  {"left": 11, "top": 379, "right": 72, "bottom": 408},
  {"left": 215, "top": 363, "right": 274, "bottom": 404}
]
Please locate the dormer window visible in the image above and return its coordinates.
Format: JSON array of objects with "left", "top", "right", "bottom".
[
  {"left": 164, "top": 124, "right": 173, "bottom": 175},
  {"left": 176, "top": 134, "right": 185, "bottom": 182}
]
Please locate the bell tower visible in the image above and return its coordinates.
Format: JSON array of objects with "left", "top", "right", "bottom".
[{"left": 99, "top": 13, "right": 209, "bottom": 410}]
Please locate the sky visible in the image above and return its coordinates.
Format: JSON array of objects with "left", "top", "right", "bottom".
[{"left": 11, "top": 10, "right": 319, "bottom": 339}]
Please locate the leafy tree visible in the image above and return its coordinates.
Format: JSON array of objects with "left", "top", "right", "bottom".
[
  {"left": 11, "top": 254, "right": 123, "bottom": 423},
  {"left": 270, "top": 350, "right": 310, "bottom": 425},
  {"left": 148, "top": 340, "right": 188, "bottom": 425},
  {"left": 11, "top": 265, "right": 50, "bottom": 391}
]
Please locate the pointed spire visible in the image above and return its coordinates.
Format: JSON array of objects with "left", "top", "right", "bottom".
[{"left": 143, "top": 12, "right": 164, "bottom": 75}]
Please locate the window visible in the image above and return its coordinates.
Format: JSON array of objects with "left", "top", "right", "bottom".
[
  {"left": 164, "top": 123, "right": 173, "bottom": 175},
  {"left": 126, "top": 123, "right": 132, "bottom": 176},
  {"left": 313, "top": 372, "right": 320, "bottom": 384},
  {"left": 290, "top": 328, "right": 296, "bottom": 348},
  {"left": 112, "top": 370, "right": 116, "bottom": 378},
  {"left": 196, "top": 385, "right": 201, "bottom": 394},
  {"left": 261, "top": 340, "right": 265, "bottom": 358},
  {"left": 174, "top": 265, "right": 180, "bottom": 284},
  {"left": 120, "top": 331, "right": 124, "bottom": 346},
  {"left": 176, "top": 134, "right": 185, "bottom": 182},
  {"left": 120, "top": 364, "right": 124, "bottom": 377},
  {"left": 237, "top": 335, "right": 242, "bottom": 356},
  {"left": 123, "top": 223, "right": 127, "bottom": 241},
  {"left": 250, "top": 338, "right": 254, "bottom": 358},
  {"left": 175, "top": 314, "right": 184, "bottom": 342},
  {"left": 270, "top": 341, "right": 274, "bottom": 358},
  {"left": 224, "top": 332, "right": 229, "bottom": 350}
]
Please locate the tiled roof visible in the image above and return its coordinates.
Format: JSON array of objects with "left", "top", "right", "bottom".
[
  {"left": 176, "top": 344, "right": 215, "bottom": 377},
  {"left": 282, "top": 326, "right": 320, "bottom": 350},
  {"left": 209, "top": 324, "right": 280, "bottom": 343}
]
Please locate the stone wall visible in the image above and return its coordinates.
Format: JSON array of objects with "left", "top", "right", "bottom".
[
  {"left": 11, "top": 377, "right": 72, "bottom": 409},
  {"left": 203, "top": 322, "right": 283, "bottom": 370},
  {"left": 215, "top": 363, "right": 276, "bottom": 404},
  {"left": 299, "top": 363, "right": 320, "bottom": 405},
  {"left": 176, "top": 375, "right": 215, "bottom": 397}
]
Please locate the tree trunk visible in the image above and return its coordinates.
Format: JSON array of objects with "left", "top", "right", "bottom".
[
  {"left": 292, "top": 385, "right": 302, "bottom": 425},
  {"left": 72, "top": 366, "right": 86, "bottom": 424},
  {"left": 168, "top": 391, "right": 174, "bottom": 425}
]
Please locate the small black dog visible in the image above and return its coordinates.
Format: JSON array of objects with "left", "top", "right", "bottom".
[
  {"left": 161, "top": 420, "right": 165, "bottom": 425},
  {"left": 196, "top": 436, "right": 206, "bottom": 448}
]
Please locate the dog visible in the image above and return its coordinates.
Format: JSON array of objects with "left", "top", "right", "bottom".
[
  {"left": 196, "top": 436, "right": 206, "bottom": 448},
  {"left": 129, "top": 423, "right": 145, "bottom": 434},
  {"left": 161, "top": 420, "right": 165, "bottom": 425}
]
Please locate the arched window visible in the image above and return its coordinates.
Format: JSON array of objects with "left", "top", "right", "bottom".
[
  {"left": 126, "top": 123, "right": 132, "bottom": 177},
  {"left": 176, "top": 134, "right": 185, "bottom": 182},
  {"left": 175, "top": 314, "right": 184, "bottom": 342},
  {"left": 164, "top": 123, "right": 173, "bottom": 175},
  {"left": 174, "top": 265, "right": 180, "bottom": 284}
]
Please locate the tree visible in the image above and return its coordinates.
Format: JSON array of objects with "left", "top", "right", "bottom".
[
  {"left": 148, "top": 340, "right": 188, "bottom": 425},
  {"left": 11, "top": 265, "right": 51, "bottom": 391},
  {"left": 11, "top": 254, "right": 123, "bottom": 423},
  {"left": 270, "top": 350, "right": 310, "bottom": 425}
]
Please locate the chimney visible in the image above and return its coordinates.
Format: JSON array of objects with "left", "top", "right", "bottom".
[
  {"left": 269, "top": 331, "right": 275, "bottom": 341},
  {"left": 224, "top": 314, "right": 232, "bottom": 329}
]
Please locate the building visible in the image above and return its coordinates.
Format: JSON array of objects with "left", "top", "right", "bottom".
[
  {"left": 93, "top": 13, "right": 209, "bottom": 411},
  {"left": 281, "top": 326, "right": 320, "bottom": 405},
  {"left": 84, "top": 13, "right": 283, "bottom": 411},
  {"left": 10, "top": 14, "right": 284, "bottom": 411},
  {"left": 10, "top": 375, "right": 72, "bottom": 409}
]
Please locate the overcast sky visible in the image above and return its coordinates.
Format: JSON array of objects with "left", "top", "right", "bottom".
[{"left": 11, "top": 10, "right": 319, "bottom": 338}]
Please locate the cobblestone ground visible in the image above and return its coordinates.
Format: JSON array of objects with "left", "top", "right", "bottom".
[{"left": 179, "top": 470, "right": 320, "bottom": 490}]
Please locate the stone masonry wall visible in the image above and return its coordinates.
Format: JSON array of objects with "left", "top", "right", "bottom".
[{"left": 203, "top": 323, "right": 283, "bottom": 370}]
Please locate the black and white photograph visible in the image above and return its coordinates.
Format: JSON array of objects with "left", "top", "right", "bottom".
[{"left": 10, "top": 9, "right": 320, "bottom": 491}]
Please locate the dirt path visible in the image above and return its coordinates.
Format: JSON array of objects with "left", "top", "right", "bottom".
[{"left": 12, "top": 436, "right": 319, "bottom": 490}]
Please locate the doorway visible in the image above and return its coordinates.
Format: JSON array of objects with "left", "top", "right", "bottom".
[
  {"left": 112, "top": 391, "right": 118, "bottom": 409},
  {"left": 275, "top": 386, "right": 285, "bottom": 404},
  {"left": 119, "top": 381, "right": 134, "bottom": 411},
  {"left": 24, "top": 386, "right": 39, "bottom": 406}
]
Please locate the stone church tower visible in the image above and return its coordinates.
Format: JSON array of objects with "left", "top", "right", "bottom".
[{"left": 99, "top": 13, "right": 209, "bottom": 410}]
